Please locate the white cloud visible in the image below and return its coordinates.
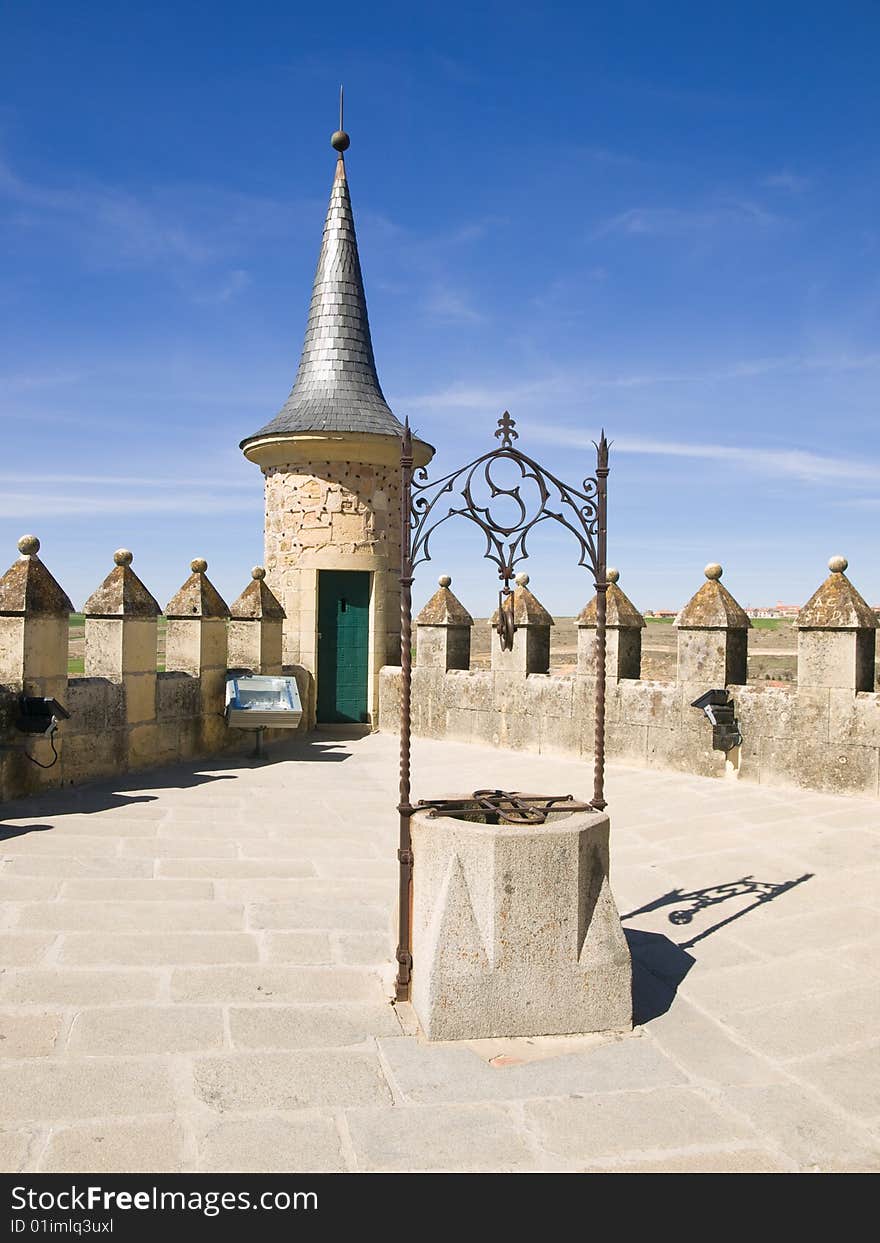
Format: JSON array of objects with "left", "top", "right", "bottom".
[
  {"left": 527, "top": 424, "right": 880, "bottom": 487},
  {"left": 0, "top": 472, "right": 254, "bottom": 489},
  {"left": 0, "top": 154, "right": 292, "bottom": 273},
  {"left": 763, "top": 170, "right": 811, "bottom": 192},
  {"left": 423, "top": 287, "right": 486, "bottom": 323},
  {"left": 397, "top": 349, "right": 880, "bottom": 418},
  {"left": 592, "top": 199, "right": 782, "bottom": 239},
  {"left": 0, "top": 468, "right": 260, "bottom": 519},
  {"left": 0, "top": 492, "right": 260, "bottom": 518}
]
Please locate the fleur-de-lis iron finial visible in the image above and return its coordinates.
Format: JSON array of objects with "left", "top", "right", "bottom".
[
  {"left": 594, "top": 428, "right": 610, "bottom": 473},
  {"left": 495, "top": 410, "right": 518, "bottom": 448}
]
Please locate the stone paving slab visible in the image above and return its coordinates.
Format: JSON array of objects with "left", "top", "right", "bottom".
[
  {"left": 38, "top": 1118, "right": 185, "bottom": 1174},
  {"left": 196, "top": 1113, "right": 345, "bottom": 1174},
  {"left": 523, "top": 1087, "right": 755, "bottom": 1165},
  {"left": 1, "top": 731, "right": 879, "bottom": 1173}
]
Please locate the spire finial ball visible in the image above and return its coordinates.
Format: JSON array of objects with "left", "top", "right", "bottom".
[
  {"left": 606, "top": 567, "right": 620, "bottom": 584},
  {"left": 252, "top": 566, "right": 266, "bottom": 580},
  {"left": 515, "top": 572, "right": 530, "bottom": 587},
  {"left": 331, "top": 130, "right": 350, "bottom": 153},
  {"left": 113, "top": 549, "right": 133, "bottom": 567},
  {"left": 704, "top": 563, "right": 723, "bottom": 581},
  {"left": 438, "top": 574, "right": 452, "bottom": 588},
  {"left": 828, "top": 555, "right": 848, "bottom": 574},
  {"left": 17, "top": 534, "right": 40, "bottom": 556},
  {"left": 191, "top": 558, "right": 208, "bottom": 574}
]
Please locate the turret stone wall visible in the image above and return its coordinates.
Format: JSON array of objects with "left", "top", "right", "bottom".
[{"left": 378, "top": 560, "right": 880, "bottom": 799}]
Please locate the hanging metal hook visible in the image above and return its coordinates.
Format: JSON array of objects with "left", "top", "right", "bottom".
[{"left": 496, "top": 585, "right": 515, "bottom": 651}]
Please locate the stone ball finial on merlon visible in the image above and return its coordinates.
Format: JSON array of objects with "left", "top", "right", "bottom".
[
  {"left": 515, "top": 572, "right": 530, "bottom": 587},
  {"left": 1, "top": 535, "right": 73, "bottom": 616},
  {"left": 704, "top": 563, "right": 723, "bottom": 581},
  {"left": 191, "top": 558, "right": 208, "bottom": 574},
  {"left": 113, "top": 549, "right": 133, "bottom": 567},
  {"left": 438, "top": 574, "right": 452, "bottom": 588},
  {"left": 828, "top": 555, "right": 848, "bottom": 574},
  {"left": 252, "top": 566, "right": 266, "bottom": 580},
  {"left": 606, "top": 567, "right": 620, "bottom": 584}
]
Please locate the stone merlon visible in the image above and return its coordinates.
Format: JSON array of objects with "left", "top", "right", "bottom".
[
  {"left": 83, "top": 550, "right": 161, "bottom": 619},
  {"left": 797, "top": 556, "right": 878, "bottom": 630},
  {"left": 416, "top": 576, "right": 473, "bottom": 627},
  {"left": 165, "top": 559, "right": 230, "bottom": 620},
  {"left": 490, "top": 576, "right": 554, "bottom": 627},
  {"left": 675, "top": 563, "right": 750, "bottom": 630},
  {"left": 0, "top": 535, "right": 73, "bottom": 617},
  {"left": 229, "top": 567, "right": 286, "bottom": 620},
  {"left": 578, "top": 568, "right": 645, "bottom": 629}
]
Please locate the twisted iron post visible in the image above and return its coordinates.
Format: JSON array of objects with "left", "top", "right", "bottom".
[
  {"left": 592, "top": 432, "right": 609, "bottom": 811},
  {"left": 395, "top": 422, "right": 415, "bottom": 1001}
]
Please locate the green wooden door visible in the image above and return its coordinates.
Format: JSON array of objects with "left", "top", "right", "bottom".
[{"left": 317, "top": 570, "right": 371, "bottom": 723}]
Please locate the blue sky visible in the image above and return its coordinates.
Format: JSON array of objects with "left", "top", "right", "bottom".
[{"left": 2, "top": 0, "right": 878, "bottom": 615}]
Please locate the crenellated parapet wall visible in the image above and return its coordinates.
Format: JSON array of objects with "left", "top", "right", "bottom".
[
  {"left": 0, "top": 537, "right": 311, "bottom": 803},
  {"left": 378, "top": 561, "right": 880, "bottom": 798}
]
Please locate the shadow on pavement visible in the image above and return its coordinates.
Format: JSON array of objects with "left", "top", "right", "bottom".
[
  {"left": 623, "top": 872, "right": 814, "bottom": 1023},
  {"left": 627, "top": 929, "right": 695, "bottom": 1024}
]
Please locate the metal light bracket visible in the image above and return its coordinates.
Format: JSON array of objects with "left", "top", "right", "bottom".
[
  {"left": 15, "top": 695, "right": 70, "bottom": 736},
  {"left": 690, "top": 689, "right": 742, "bottom": 752}
]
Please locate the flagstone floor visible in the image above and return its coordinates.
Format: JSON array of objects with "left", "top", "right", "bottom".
[{"left": 1, "top": 731, "right": 878, "bottom": 1173}]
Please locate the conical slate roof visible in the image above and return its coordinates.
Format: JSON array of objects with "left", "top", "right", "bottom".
[{"left": 240, "top": 147, "right": 401, "bottom": 446}]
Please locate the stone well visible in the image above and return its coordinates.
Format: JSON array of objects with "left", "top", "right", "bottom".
[{"left": 410, "top": 797, "right": 632, "bottom": 1041}]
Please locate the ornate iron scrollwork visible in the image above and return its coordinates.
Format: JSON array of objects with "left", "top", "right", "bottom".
[{"left": 408, "top": 412, "right": 607, "bottom": 655}]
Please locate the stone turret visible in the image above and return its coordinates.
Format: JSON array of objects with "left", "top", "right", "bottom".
[
  {"left": 797, "top": 555, "right": 878, "bottom": 692},
  {"left": 490, "top": 574, "right": 553, "bottom": 675},
  {"left": 416, "top": 575, "right": 473, "bottom": 671},
  {"left": 0, "top": 535, "right": 72, "bottom": 702},
  {"left": 83, "top": 549, "right": 160, "bottom": 732},
  {"left": 675, "top": 563, "right": 750, "bottom": 686},
  {"left": 578, "top": 568, "right": 645, "bottom": 680},
  {"left": 0, "top": 535, "right": 72, "bottom": 784},
  {"left": 228, "top": 566, "right": 286, "bottom": 675},
  {"left": 239, "top": 121, "right": 433, "bottom": 726}
]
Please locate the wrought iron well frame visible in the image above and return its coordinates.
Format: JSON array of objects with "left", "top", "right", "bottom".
[{"left": 395, "top": 411, "right": 610, "bottom": 1001}]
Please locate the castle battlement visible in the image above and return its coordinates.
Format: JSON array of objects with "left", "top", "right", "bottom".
[{"left": 378, "top": 559, "right": 880, "bottom": 799}]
